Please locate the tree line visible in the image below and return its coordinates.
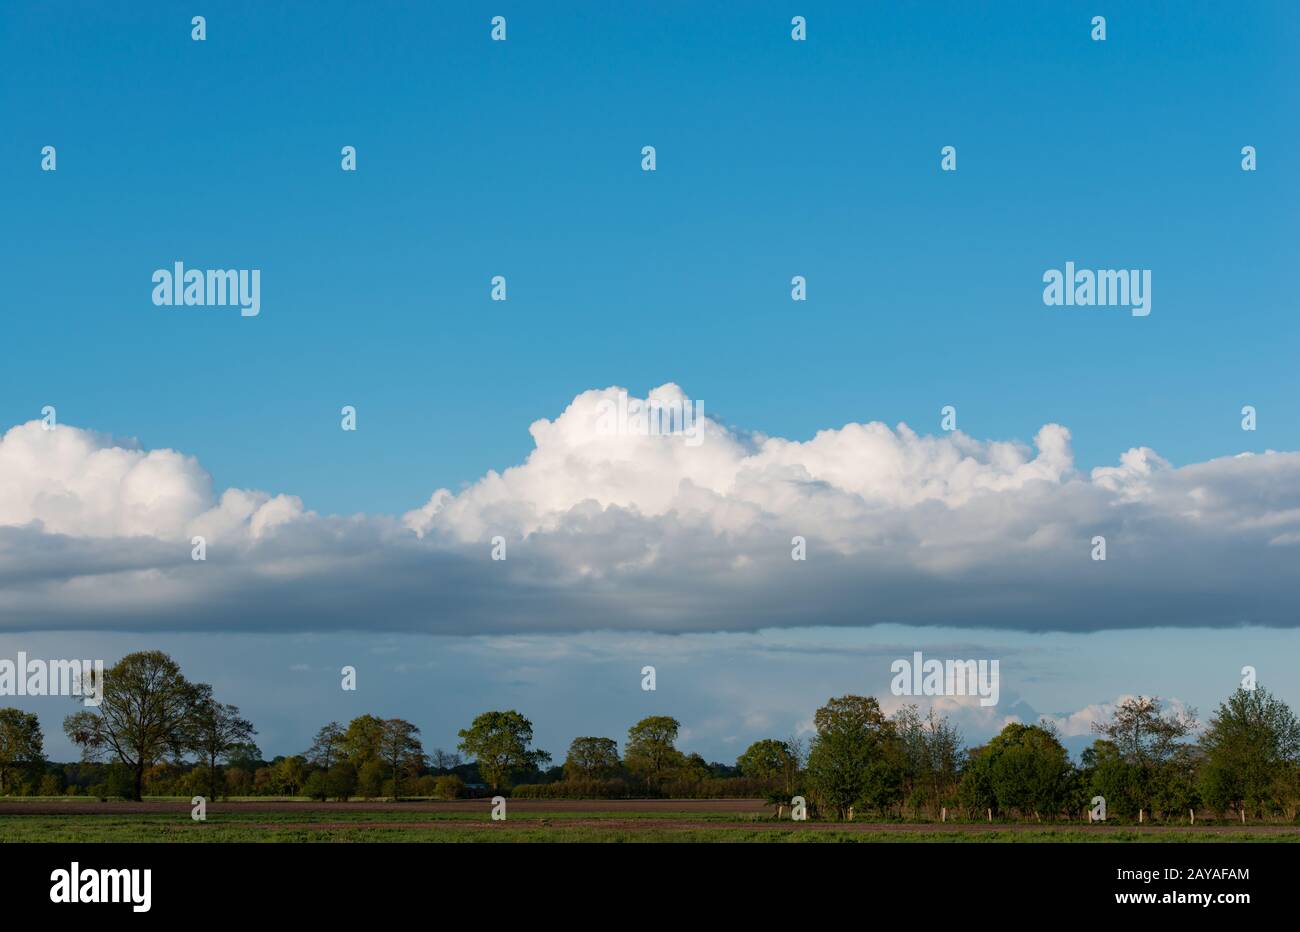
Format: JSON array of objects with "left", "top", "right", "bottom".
[
  {"left": 793, "top": 690, "right": 1300, "bottom": 822},
  {"left": 2, "top": 650, "right": 1298, "bottom": 822}
]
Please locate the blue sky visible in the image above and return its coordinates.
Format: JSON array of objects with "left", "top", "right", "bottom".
[
  {"left": 3, "top": 1, "right": 1297, "bottom": 513},
  {"left": 1, "top": 2, "right": 1298, "bottom": 762}
]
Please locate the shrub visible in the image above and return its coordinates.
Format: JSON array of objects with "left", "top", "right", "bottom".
[
  {"left": 433, "top": 774, "right": 466, "bottom": 799},
  {"left": 324, "top": 762, "right": 358, "bottom": 801},
  {"left": 303, "top": 771, "right": 328, "bottom": 801},
  {"left": 511, "top": 779, "right": 629, "bottom": 799},
  {"left": 408, "top": 775, "right": 438, "bottom": 797}
]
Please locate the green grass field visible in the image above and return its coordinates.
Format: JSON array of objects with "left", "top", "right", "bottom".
[{"left": 2, "top": 798, "right": 1298, "bottom": 842}]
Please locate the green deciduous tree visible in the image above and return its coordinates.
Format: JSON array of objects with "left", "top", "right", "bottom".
[
  {"left": 457, "top": 710, "right": 550, "bottom": 790},
  {"left": 378, "top": 717, "right": 425, "bottom": 799},
  {"left": 564, "top": 736, "right": 621, "bottom": 781},
  {"left": 303, "top": 769, "right": 327, "bottom": 801},
  {"left": 968, "top": 722, "right": 1073, "bottom": 820},
  {"left": 0, "top": 708, "right": 45, "bottom": 795},
  {"left": 805, "top": 695, "right": 900, "bottom": 819},
  {"left": 624, "top": 716, "right": 684, "bottom": 787},
  {"left": 1198, "top": 685, "right": 1300, "bottom": 818},
  {"left": 305, "top": 722, "right": 345, "bottom": 770},
  {"left": 357, "top": 759, "right": 385, "bottom": 798},
  {"left": 63, "top": 651, "right": 203, "bottom": 801},
  {"left": 341, "top": 714, "right": 385, "bottom": 768},
  {"left": 184, "top": 692, "right": 258, "bottom": 801},
  {"left": 736, "top": 738, "right": 793, "bottom": 783},
  {"left": 1091, "top": 695, "right": 1197, "bottom": 817},
  {"left": 1080, "top": 738, "right": 1138, "bottom": 819},
  {"left": 269, "top": 755, "right": 308, "bottom": 796},
  {"left": 324, "top": 761, "right": 358, "bottom": 800},
  {"left": 957, "top": 745, "right": 995, "bottom": 814},
  {"left": 893, "top": 705, "right": 963, "bottom": 816},
  {"left": 1093, "top": 696, "right": 1198, "bottom": 767}
]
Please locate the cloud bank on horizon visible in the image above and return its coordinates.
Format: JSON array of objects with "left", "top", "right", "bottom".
[{"left": 2, "top": 383, "right": 1296, "bottom": 635}]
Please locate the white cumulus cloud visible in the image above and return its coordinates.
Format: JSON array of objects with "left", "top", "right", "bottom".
[{"left": 2, "top": 384, "right": 1298, "bottom": 636}]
